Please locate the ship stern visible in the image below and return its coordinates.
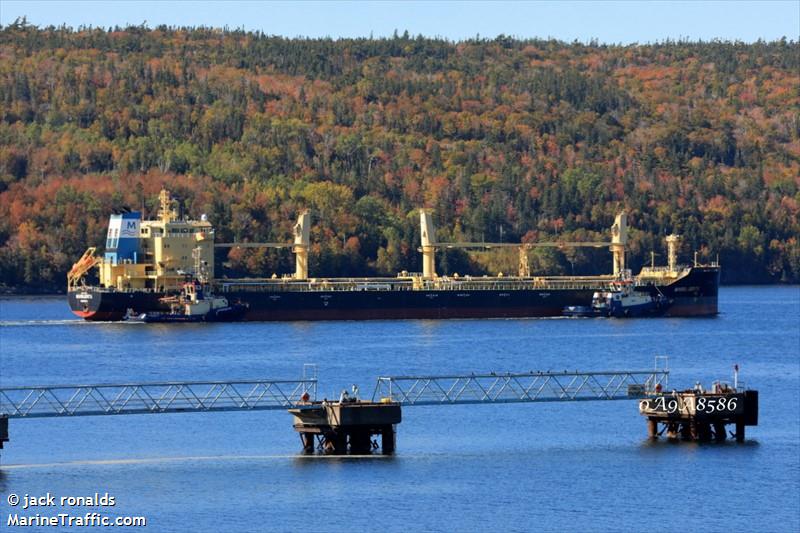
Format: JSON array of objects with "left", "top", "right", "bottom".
[{"left": 68, "top": 288, "right": 129, "bottom": 321}]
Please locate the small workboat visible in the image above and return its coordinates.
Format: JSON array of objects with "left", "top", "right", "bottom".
[
  {"left": 594, "top": 282, "right": 672, "bottom": 317},
  {"left": 563, "top": 282, "right": 671, "bottom": 318},
  {"left": 139, "top": 281, "right": 248, "bottom": 323}
]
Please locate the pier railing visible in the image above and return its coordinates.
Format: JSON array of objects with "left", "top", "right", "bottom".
[
  {"left": 371, "top": 370, "right": 669, "bottom": 406},
  {"left": 0, "top": 378, "right": 317, "bottom": 419},
  {"left": 0, "top": 366, "right": 670, "bottom": 418}
]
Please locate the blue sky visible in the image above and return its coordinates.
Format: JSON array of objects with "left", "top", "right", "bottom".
[{"left": 1, "top": 1, "right": 797, "bottom": 43}]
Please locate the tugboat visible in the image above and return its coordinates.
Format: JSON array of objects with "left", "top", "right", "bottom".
[
  {"left": 137, "top": 246, "right": 247, "bottom": 323},
  {"left": 139, "top": 281, "right": 248, "bottom": 323},
  {"left": 595, "top": 282, "right": 671, "bottom": 317},
  {"left": 563, "top": 282, "right": 671, "bottom": 318}
]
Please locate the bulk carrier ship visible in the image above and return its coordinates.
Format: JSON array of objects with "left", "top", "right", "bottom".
[{"left": 67, "top": 190, "right": 719, "bottom": 321}]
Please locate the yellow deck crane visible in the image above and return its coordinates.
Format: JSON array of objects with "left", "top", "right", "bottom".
[
  {"left": 214, "top": 211, "right": 311, "bottom": 279},
  {"left": 419, "top": 211, "right": 627, "bottom": 278}
]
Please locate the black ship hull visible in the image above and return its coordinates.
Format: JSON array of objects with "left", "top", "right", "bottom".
[
  {"left": 68, "top": 266, "right": 719, "bottom": 321},
  {"left": 69, "top": 289, "right": 163, "bottom": 321},
  {"left": 226, "top": 288, "right": 595, "bottom": 320},
  {"left": 638, "top": 266, "right": 720, "bottom": 317}
]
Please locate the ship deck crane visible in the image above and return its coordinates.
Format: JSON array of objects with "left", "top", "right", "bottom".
[
  {"left": 419, "top": 211, "right": 628, "bottom": 278},
  {"left": 434, "top": 241, "right": 613, "bottom": 278},
  {"left": 213, "top": 211, "right": 311, "bottom": 279}
]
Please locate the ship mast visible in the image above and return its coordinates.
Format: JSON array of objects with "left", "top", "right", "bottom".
[
  {"left": 193, "top": 246, "right": 208, "bottom": 284},
  {"left": 420, "top": 210, "right": 437, "bottom": 279},
  {"left": 666, "top": 234, "right": 681, "bottom": 273},
  {"left": 158, "top": 189, "right": 177, "bottom": 223},
  {"left": 610, "top": 212, "right": 627, "bottom": 277},
  {"left": 293, "top": 211, "right": 311, "bottom": 280}
]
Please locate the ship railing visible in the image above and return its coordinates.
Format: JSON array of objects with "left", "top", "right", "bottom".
[
  {"left": 638, "top": 267, "right": 677, "bottom": 275},
  {"left": 533, "top": 275, "right": 617, "bottom": 281},
  {"left": 421, "top": 277, "right": 618, "bottom": 291},
  {"left": 529, "top": 280, "right": 616, "bottom": 291},
  {"left": 638, "top": 266, "right": 690, "bottom": 279},
  {"left": 69, "top": 286, "right": 162, "bottom": 294},
  {"left": 216, "top": 278, "right": 620, "bottom": 293},
  {"left": 218, "top": 280, "right": 416, "bottom": 293}
]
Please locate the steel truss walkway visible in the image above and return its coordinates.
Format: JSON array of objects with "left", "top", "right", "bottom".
[
  {"left": 0, "top": 367, "right": 669, "bottom": 419},
  {"left": 0, "top": 378, "right": 317, "bottom": 419},
  {"left": 371, "top": 369, "right": 669, "bottom": 406}
]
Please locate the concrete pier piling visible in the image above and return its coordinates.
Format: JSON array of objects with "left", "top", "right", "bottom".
[
  {"left": 0, "top": 416, "right": 8, "bottom": 449},
  {"left": 639, "top": 388, "right": 758, "bottom": 443},
  {"left": 288, "top": 400, "right": 402, "bottom": 455},
  {"left": 647, "top": 418, "right": 658, "bottom": 438}
]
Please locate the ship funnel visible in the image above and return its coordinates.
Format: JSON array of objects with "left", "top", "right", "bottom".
[
  {"left": 665, "top": 234, "right": 681, "bottom": 273},
  {"left": 610, "top": 211, "right": 627, "bottom": 276},
  {"left": 293, "top": 211, "right": 311, "bottom": 280},
  {"left": 420, "top": 210, "right": 436, "bottom": 279}
]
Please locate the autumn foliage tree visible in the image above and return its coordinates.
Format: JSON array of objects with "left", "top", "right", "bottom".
[{"left": 0, "top": 21, "right": 798, "bottom": 291}]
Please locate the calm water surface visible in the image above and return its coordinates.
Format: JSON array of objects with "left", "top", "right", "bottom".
[{"left": 0, "top": 286, "right": 798, "bottom": 532}]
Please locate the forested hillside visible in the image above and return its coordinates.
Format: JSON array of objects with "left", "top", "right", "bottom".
[{"left": 1, "top": 21, "right": 798, "bottom": 291}]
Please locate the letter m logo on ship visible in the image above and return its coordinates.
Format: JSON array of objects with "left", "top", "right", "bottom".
[{"left": 120, "top": 219, "right": 140, "bottom": 238}]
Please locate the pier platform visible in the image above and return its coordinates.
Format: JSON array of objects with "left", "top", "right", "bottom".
[
  {"left": 289, "top": 399, "right": 401, "bottom": 454},
  {"left": 0, "top": 416, "right": 7, "bottom": 449},
  {"left": 639, "top": 387, "right": 758, "bottom": 442}
]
